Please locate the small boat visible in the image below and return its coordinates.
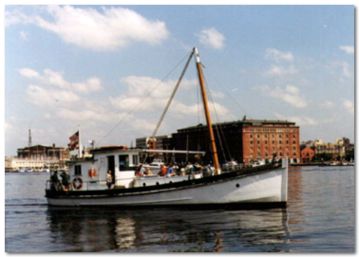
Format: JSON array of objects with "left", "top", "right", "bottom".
[{"left": 45, "top": 48, "right": 288, "bottom": 208}]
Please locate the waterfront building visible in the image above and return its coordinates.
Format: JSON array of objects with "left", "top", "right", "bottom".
[
  {"left": 137, "top": 119, "right": 301, "bottom": 165},
  {"left": 300, "top": 146, "right": 315, "bottom": 163},
  {"left": 6, "top": 144, "right": 69, "bottom": 171},
  {"left": 301, "top": 137, "right": 354, "bottom": 161},
  {"left": 17, "top": 144, "right": 68, "bottom": 160}
]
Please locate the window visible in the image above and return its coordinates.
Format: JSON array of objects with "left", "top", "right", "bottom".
[
  {"left": 119, "top": 155, "right": 130, "bottom": 171},
  {"left": 74, "top": 165, "right": 82, "bottom": 176},
  {"left": 132, "top": 155, "right": 139, "bottom": 166}
]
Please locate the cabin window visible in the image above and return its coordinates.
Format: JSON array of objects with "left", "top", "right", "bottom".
[
  {"left": 132, "top": 155, "right": 139, "bottom": 166},
  {"left": 74, "top": 165, "right": 82, "bottom": 176},
  {"left": 119, "top": 155, "right": 130, "bottom": 171}
]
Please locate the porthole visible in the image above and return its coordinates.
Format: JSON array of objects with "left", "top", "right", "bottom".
[
  {"left": 236, "top": 183, "right": 240, "bottom": 188},
  {"left": 143, "top": 183, "right": 146, "bottom": 187}
]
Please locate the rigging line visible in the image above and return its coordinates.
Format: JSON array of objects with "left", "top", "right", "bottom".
[
  {"left": 204, "top": 75, "right": 227, "bottom": 162},
  {"left": 151, "top": 50, "right": 194, "bottom": 137},
  {"left": 209, "top": 74, "right": 249, "bottom": 117},
  {"left": 96, "top": 52, "right": 190, "bottom": 145},
  {"left": 204, "top": 76, "right": 232, "bottom": 162}
]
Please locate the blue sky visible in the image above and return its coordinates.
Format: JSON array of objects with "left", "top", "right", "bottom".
[{"left": 4, "top": 5, "right": 354, "bottom": 156}]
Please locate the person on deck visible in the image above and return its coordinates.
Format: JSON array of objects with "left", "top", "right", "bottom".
[
  {"left": 159, "top": 165, "right": 167, "bottom": 176},
  {"left": 106, "top": 170, "right": 113, "bottom": 189},
  {"left": 50, "top": 171, "right": 61, "bottom": 191},
  {"left": 60, "top": 171, "right": 70, "bottom": 191}
]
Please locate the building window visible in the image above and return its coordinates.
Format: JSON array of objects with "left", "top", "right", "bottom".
[
  {"left": 279, "top": 140, "right": 282, "bottom": 144},
  {"left": 250, "top": 140, "right": 253, "bottom": 144},
  {"left": 75, "top": 165, "right": 82, "bottom": 176}
]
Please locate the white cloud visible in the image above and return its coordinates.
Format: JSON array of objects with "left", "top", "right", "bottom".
[
  {"left": 19, "top": 68, "right": 39, "bottom": 78},
  {"left": 342, "top": 99, "right": 354, "bottom": 114},
  {"left": 6, "top": 6, "right": 169, "bottom": 51},
  {"left": 339, "top": 45, "right": 354, "bottom": 55},
  {"left": 19, "top": 68, "right": 103, "bottom": 93},
  {"left": 266, "top": 65, "right": 297, "bottom": 77},
  {"left": 26, "top": 84, "right": 80, "bottom": 106},
  {"left": 110, "top": 76, "right": 198, "bottom": 111},
  {"left": 259, "top": 84, "right": 307, "bottom": 108},
  {"left": 110, "top": 75, "right": 231, "bottom": 121},
  {"left": 197, "top": 27, "right": 225, "bottom": 49},
  {"left": 274, "top": 113, "right": 317, "bottom": 126},
  {"left": 265, "top": 48, "right": 294, "bottom": 62}
]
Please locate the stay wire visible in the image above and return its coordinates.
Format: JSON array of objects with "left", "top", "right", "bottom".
[
  {"left": 96, "top": 52, "right": 190, "bottom": 145},
  {"left": 204, "top": 76, "right": 232, "bottom": 162}
]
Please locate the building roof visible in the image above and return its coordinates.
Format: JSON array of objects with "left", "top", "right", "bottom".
[
  {"left": 177, "top": 119, "right": 297, "bottom": 132},
  {"left": 17, "top": 144, "right": 66, "bottom": 151}
]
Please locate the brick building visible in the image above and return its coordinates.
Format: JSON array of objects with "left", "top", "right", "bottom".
[
  {"left": 301, "top": 146, "right": 315, "bottom": 163},
  {"left": 142, "top": 119, "right": 300, "bottom": 165}
]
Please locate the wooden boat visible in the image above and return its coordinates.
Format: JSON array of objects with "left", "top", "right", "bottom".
[{"left": 45, "top": 48, "right": 288, "bottom": 208}]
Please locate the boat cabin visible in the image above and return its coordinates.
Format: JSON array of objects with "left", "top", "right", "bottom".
[{"left": 68, "top": 146, "right": 140, "bottom": 191}]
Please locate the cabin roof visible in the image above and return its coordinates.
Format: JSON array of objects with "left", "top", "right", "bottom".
[{"left": 90, "top": 145, "right": 143, "bottom": 154}]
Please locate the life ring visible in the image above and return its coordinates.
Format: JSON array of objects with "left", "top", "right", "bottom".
[
  {"left": 72, "top": 177, "right": 83, "bottom": 190},
  {"left": 88, "top": 168, "right": 97, "bottom": 178}
]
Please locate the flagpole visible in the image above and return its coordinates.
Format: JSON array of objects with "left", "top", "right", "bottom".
[{"left": 78, "top": 126, "right": 82, "bottom": 158}]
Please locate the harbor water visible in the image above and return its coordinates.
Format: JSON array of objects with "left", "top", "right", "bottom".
[{"left": 5, "top": 166, "right": 355, "bottom": 252}]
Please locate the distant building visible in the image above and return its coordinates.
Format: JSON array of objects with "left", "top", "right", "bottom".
[
  {"left": 6, "top": 144, "right": 69, "bottom": 171},
  {"left": 310, "top": 137, "right": 354, "bottom": 161},
  {"left": 137, "top": 119, "right": 301, "bottom": 165},
  {"left": 17, "top": 144, "right": 68, "bottom": 160},
  {"left": 301, "top": 146, "right": 315, "bottom": 163},
  {"left": 136, "top": 135, "right": 172, "bottom": 150}
]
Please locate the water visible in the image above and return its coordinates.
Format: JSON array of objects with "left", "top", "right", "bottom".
[{"left": 5, "top": 166, "right": 355, "bottom": 252}]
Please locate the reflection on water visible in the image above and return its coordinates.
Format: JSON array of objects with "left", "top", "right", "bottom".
[{"left": 46, "top": 207, "right": 289, "bottom": 252}]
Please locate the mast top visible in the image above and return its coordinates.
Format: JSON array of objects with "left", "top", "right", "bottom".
[{"left": 193, "top": 47, "right": 201, "bottom": 64}]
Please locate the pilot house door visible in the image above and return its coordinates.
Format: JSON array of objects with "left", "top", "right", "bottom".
[{"left": 107, "top": 155, "right": 115, "bottom": 183}]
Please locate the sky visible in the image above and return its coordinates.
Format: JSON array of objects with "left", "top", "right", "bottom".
[{"left": 4, "top": 5, "right": 355, "bottom": 156}]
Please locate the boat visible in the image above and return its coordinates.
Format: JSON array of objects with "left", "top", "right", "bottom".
[{"left": 45, "top": 48, "right": 288, "bottom": 208}]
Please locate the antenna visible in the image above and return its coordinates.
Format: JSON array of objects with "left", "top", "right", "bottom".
[{"left": 28, "top": 129, "right": 32, "bottom": 147}]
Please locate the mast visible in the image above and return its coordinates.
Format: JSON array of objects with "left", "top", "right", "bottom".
[{"left": 193, "top": 47, "right": 221, "bottom": 175}]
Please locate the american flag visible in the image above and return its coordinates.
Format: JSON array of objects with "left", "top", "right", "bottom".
[{"left": 68, "top": 131, "right": 79, "bottom": 150}]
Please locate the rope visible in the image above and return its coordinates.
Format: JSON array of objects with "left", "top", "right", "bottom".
[
  {"left": 96, "top": 53, "right": 190, "bottom": 145},
  {"left": 204, "top": 76, "right": 232, "bottom": 162},
  {"left": 151, "top": 50, "right": 194, "bottom": 137}
]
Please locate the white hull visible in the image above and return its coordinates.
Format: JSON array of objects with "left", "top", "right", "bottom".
[{"left": 47, "top": 165, "right": 288, "bottom": 207}]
